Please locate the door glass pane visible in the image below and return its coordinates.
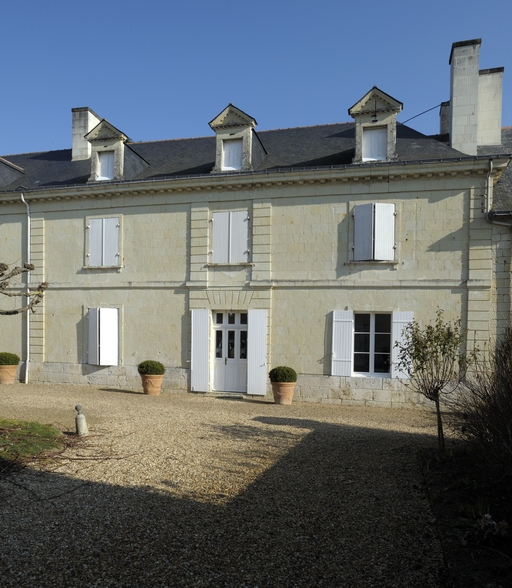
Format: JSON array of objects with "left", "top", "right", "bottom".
[
  {"left": 228, "top": 331, "right": 235, "bottom": 358},
  {"left": 354, "top": 353, "right": 369, "bottom": 372},
  {"left": 374, "top": 354, "right": 391, "bottom": 373},
  {"left": 355, "top": 314, "right": 370, "bottom": 332},
  {"left": 240, "top": 331, "right": 247, "bottom": 359},
  {"left": 228, "top": 313, "right": 235, "bottom": 325},
  {"left": 216, "top": 313, "right": 223, "bottom": 325},
  {"left": 240, "top": 313, "right": 248, "bottom": 325},
  {"left": 215, "top": 331, "right": 223, "bottom": 358}
]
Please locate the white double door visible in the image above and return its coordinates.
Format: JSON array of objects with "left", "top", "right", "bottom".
[{"left": 213, "top": 311, "right": 247, "bottom": 392}]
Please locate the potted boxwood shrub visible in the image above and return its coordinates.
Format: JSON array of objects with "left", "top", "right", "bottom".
[
  {"left": 0, "top": 352, "right": 20, "bottom": 385},
  {"left": 137, "top": 360, "right": 165, "bottom": 396},
  {"left": 269, "top": 366, "right": 297, "bottom": 405}
]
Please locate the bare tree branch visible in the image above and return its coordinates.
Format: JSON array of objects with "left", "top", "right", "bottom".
[{"left": 0, "top": 263, "right": 47, "bottom": 315}]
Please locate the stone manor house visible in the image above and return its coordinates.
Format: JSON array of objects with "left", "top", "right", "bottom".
[{"left": 1, "top": 38, "right": 511, "bottom": 406}]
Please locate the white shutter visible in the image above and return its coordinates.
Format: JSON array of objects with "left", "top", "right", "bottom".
[
  {"left": 88, "top": 308, "right": 119, "bottom": 366},
  {"left": 247, "top": 309, "right": 267, "bottom": 395},
  {"left": 88, "top": 308, "right": 100, "bottom": 365},
  {"left": 374, "top": 204, "right": 395, "bottom": 261},
  {"left": 89, "top": 218, "right": 103, "bottom": 266},
  {"left": 391, "top": 311, "right": 413, "bottom": 379},
  {"left": 103, "top": 217, "right": 119, "bottom": 267},
  {"left": 211, "top": 212, "right": 230, "bottom": 264},
  {"left": 363, "top": 128, "right": 387, "bottom": 161},
  {"left": 230, "top": 211, "right": 249, "bottom": 263},
  {"left": 223, "top": 140, "right": 243, "bottom": 170},
  {"left": 332, "top": 310, "right": 353, "bottom": 376},
  {"left": 353, "top": 203, "right": 374, "bottom": 261},
  {"left": 191, "top": 309, "right": 210, "bottom": 392},
  {"left": 99, "top": 308, "right": 119, "bottom": 366}
]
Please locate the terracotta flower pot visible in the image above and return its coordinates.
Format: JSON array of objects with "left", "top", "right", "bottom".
[
  {"left": 271, "top": 382, "right": 296, "bottom": 405},
  {"left": 141, "top": 374, "right": 164, "bottom": 395},
  {"left": 0, "top": 365, "right": 18, "bottom": 385}
]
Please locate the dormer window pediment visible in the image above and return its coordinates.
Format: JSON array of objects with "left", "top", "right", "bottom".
[
  {"left": 209, "top": 104, "right": 266, "bottom": 173},
  {"left": 85, "top": 120, "right": 129, "bottom": 144},
  {"left": 349, "top": 87, "right": 403, "bottom": 164}
]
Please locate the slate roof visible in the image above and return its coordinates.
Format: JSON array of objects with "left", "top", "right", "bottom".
[
  {"left": 0, "top": 122, "right": 509, "bottom": 200},
  {"left": 478, "top": 127, "right": 512, "bottom": 210}
]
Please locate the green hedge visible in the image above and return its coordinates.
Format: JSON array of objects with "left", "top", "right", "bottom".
[
  {"left": 0, "top": 352, "right": 20, "bottom": 365},
  {"left": 137, "top": 360, "right": 165, "bottom": 375},
  {"left": 268, "top": 366, "right": 297, "bottom": 382}
]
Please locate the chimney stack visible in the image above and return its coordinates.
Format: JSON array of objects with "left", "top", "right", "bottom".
[
  {"left": 447, "top": 39, "right": 504, "bottom": 154},
  {"left": 449, "top": 39, "right": 481, "bottom": 155},
  {"left": 72, "top": 107, "right": 101, "bottom": 161}
]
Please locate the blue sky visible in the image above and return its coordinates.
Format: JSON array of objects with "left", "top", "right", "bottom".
[{"left": 1, "top": 0, "right": 511, "bottom": 155}]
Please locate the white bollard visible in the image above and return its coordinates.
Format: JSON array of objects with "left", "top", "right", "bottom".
[{"left": 75, "top": 404, "right": 89, "bottom": 436}]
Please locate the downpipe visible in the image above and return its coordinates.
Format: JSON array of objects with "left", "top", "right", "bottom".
[{"left": 20, "top": 192, "right": 30, "bottom": 384}]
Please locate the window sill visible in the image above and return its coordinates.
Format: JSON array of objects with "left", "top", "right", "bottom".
[
  {"left": 83, "top": 265, "right": 123, "bottom": 270},
  {"left": 352, "top": 373, "right": 391, "bottom": 379},
  {"left": 206, "top": 263, "right": 254, "bottom": 267},
  {"left": 346, "top": 260, "right": 399, "bottom": 266}
]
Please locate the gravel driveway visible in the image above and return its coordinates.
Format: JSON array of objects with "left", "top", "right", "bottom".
[{"left": 0, "top": 384, "right": 446, "bottom": 587}]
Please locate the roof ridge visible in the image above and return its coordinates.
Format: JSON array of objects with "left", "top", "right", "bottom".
[
  {"left": 129, "top": 135, "right": 214, "bottom": 145},
  {"left": 259, "top": 122, "right": 353, "bottom": 133}
]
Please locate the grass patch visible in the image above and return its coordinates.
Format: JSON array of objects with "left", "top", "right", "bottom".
[{"left": 0, "top": 418, "right": 63, "bottom": 463}]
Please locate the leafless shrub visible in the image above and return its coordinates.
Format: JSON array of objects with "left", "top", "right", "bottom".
[{"left": 451, "top": 329, "right": 512, "bottom": 472}]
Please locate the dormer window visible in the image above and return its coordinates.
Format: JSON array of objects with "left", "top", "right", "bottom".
[
  {"left": 98, "top": 151, "right": 115, "bottom": 180},
  {"left": 209, "top": 104, "right": 266, "bottom": 173},
  {"left": 86, "top": 119, "right": 149, "bottom": 183},
  {"left": 222, "top": 139, "right": 243, "bottom": 171},
  {"left": 362, "top": 128, "right": 387, "bottom": 162},
  {"left": 349, "top": 87, "right": 402, "bottom": 164}
]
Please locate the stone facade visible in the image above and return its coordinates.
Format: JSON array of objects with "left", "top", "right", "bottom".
[{"left": 0, "top": 156, "right": 509, "bottom": 405}]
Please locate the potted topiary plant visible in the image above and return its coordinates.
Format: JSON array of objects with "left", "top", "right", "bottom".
[
  {"left": 137, "top": 360, "right": 165, "bottom": 395},
  {"left": 269, "top": 366, "right": 297, "bottom": 405},
  {"left": 0, "top": 352, "right": 20, "bottom": 385}
]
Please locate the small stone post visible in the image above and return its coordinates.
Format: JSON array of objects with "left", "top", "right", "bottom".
[{"left": 75, "top": 404, "right": 89, "bottom": 436}]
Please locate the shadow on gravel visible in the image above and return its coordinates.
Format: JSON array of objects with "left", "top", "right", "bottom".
[
  {"left": 98, "top": 388, "right": 143, "bottom": 395},
  {"left": 0, "top": 417, "right": 445, "bottom": 587}
]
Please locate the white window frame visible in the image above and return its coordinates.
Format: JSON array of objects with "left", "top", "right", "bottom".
[
  {"left": 353, "top": 313, "right": 392, "bottom": 377},
  {"left": 97, "top": 151, "right": 115, "bottom": 180},
  {"left": 362, "top": 127, "right": 387, "bottom": 162},
  {"left": 331, "top": 310, "right": 412, "bottom": 378},
  {"left": 222, "top": 139, "right": 243, "bottom": 171},
  {"left": 88, "top": 307, "right": 119, "bottom": 366},
  {"left": 353, "top": 203, "right": 395, "bottom": 261},
  {"left": 211, "top": 210, "right": 249, "bottom": 264},
  {"left": 85, "top": 215, "right": 122, "bottom": 268}
]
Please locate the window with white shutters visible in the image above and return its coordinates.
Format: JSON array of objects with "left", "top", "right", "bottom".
[
  {"left": 222, "top": 140, "right": 243, "bottom": 171},
  {"left": 87, "top": 216, "right": 121, "bottom": 267},
  {"left": 98, "top": 151, "right": 115, "bottom": 180},
  {"left": 211, "top": 211, "right": 249, "bottom": 264},
  {"left": 353, "top": 203, "right": 395, "bottom": 261},
  {"left": 331, "top": 310, "right": 412, "bottom": 378},
  {"left": 88, "top": 307, "right": 119, "bottom": 366},
  {"left": 362, "top": 127, "right": 387, "bottom": 161}
]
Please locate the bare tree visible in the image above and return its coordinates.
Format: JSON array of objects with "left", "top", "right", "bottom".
[
  {"left": 0, "top": 262, "right": 47, "bottom": 315},
  {"left": 394, "top": 309, "right": 473, "bottom": 451}
]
